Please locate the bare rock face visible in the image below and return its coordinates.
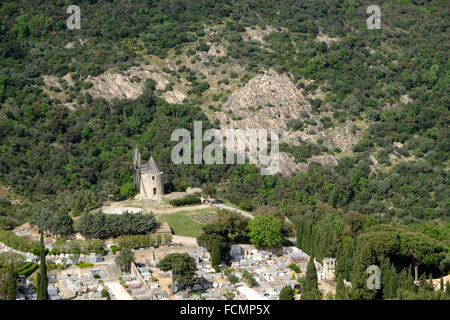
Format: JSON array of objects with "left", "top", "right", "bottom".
[
  {"left": 318, "top": 122, "right": 359, "bottom": 154},
  {"left": 216, "top": 69, "right": 312, "bottom": 144},
  {"left": 243, "top": 26, "right": 274, "bottom": 44},
  {"left": 307, "top": 154, "right": 338, "bottom": 167},
  {"left": 162, "top": 90, "right": 186, "bottom": 104},
  {"left": 85, "top": 65, "right": 169, "bottom": 101},
  {"left": 369, "top": 154, "right": 379, "bottom": 173},
  {"left": 278, "top": 153, "right": 339, "bottom": 177},
  {"left": 207, "top": 43, "right": 226, "bottom": 57},
  {"left": 213, "top": 70, "right": 358, "bottom": 176},
  {"left": 43, "top": 64, "right": 187, "bottom": 107},
  {"left": 279, "top": 152, "right": 309, "bottom": 176},
  {"left": 315, "top": 33, "right": 340, "bottom": 44}
]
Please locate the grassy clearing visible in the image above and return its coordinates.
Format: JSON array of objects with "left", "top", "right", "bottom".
[{"left": 156, "top": 208, "right": 216, "bottom": 238}]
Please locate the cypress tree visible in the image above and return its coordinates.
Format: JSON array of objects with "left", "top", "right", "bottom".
[
  {"left": 211, "top": 239, "right": 221, "bottom": 272},
  {"left": 37, "top": 232, "right": 48, "bottom": 300},
  {"left": 301, "top": 258, "right": 321, "bottom": 300},
  {"left": 439, "top": 277, "right": 444, "bottom": 291},
  {"left": 6, "top": 262, "right": 17, "bottom": 300},
  {"left": 380, "top": 256, "right": 391, "bottom": 299},
  {"left": 349, "top": 243, "right": 377, "bottom": 300},
  {"left": 335, "top": 273, "right": 346, "bottom": 300},
  {"left": 389, "top": 264, "right": 399, "bottom": 299}
]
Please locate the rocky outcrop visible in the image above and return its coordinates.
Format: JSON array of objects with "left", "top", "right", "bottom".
[
  {"left": 43, "top": 65, "right": 186, "bottom": 107},
  {"left": 216, "top": 69, "right": 312, "bottom": 145},
  {"left": 243, "top": 26, "right": 275, "bottom": 44},
  {"left": 318, "top": 122, "right": 359, "bottom": 154},
  {"left": 85, "top": 65, "right": 169, "bottom": 101},
  {"left": 213, "top": 70, "right": 359, "bottom": 176},
  {"left": 162, "top": 89, "right": 186, "bottom": 104}
]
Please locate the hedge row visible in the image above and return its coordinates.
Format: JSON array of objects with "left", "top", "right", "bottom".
[
  {"left": 50, "top": 238, "right": 104, "bottom": 255},
  {"left": 169, "top": 196, "right": 201, "bottom": 207},
  {"left": 116, "top": 233, "right": 172, "bottom": 249},
  {"left": 16, "top": 262, "right": 38, "bottom": 277}
]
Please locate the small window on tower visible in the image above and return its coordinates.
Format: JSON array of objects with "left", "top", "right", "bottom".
[{"left": 152, "top": 176, "right": 155, "bottom": 180}]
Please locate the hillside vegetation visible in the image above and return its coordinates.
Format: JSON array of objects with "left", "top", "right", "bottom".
[{"left": 0, "top": 0, "right": 448, "bottom": 300}]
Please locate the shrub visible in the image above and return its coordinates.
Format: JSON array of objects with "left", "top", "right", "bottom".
[
  {"left": 117, "top": 233, "right": 172, "bottom": 250},
  {"left": 279, "top": 285, "right": 295, "bottom": 300},
  {"left": 223, "top": 268, "right": 239, "bottom": 285},
  {"left": 110, "top": 245, "right": 119, "bottom": 255},
  {"left": 101, "top": 289, "right": 110, "bottom": 298},
  {"left": 51, "top": 239, "right": 104, "bottom": 255},
  {"left": 288, "top": 263, "right": 301, "bottom": 273},
  {"left": 169, "top": 196, "right": 201, "bottom": 207},
  {"left": 287, "top": 118, "right": 304, "bottom": 131},
  {"left": 239, "top": 200, "right": 254, "bottom": 211},
  {"left": 242, "top": 269, "right": 257, "bottom": 287},
  {"left": 77, "top": 262, "right": 94, "bottom": 268}
]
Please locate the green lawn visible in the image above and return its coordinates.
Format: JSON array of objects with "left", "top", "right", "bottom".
[{"left": 156, "top": 208, "right": 216, "bottom": 238}]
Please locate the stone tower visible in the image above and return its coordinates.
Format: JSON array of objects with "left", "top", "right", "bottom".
[{"left": 139, "top": 155, "right": 164, "bottom": 200}]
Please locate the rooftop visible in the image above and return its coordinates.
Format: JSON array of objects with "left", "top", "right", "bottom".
[{"left": 141, "top": 156, "right": 161, "bottom": 174}]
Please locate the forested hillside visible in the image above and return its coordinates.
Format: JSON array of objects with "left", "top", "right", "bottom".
[{"left": 0, "top": 0, "right": 448, "bottom": 299}]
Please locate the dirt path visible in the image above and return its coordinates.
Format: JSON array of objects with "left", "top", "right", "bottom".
[{"left": 106, "top": 281, "right": 133, "bottom": 300}]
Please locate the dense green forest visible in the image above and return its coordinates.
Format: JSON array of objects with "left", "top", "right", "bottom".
[{"left": 0, "top": 0, "right": 448, "bottom": 300}]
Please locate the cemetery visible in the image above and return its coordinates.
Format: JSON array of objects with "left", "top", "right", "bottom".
[{"left": 122, "top": 242, "right": 336, "bottom": 300}]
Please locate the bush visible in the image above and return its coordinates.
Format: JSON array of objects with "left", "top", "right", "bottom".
[
  {"left": 169, "top": 196, "right": 201, "bottom": 207},
  {"left": 242, "top": 269, "right": 257, "bottom": 287},
  {"left": 239, "top": 200, "right": 254, "bottom": 211},
  {"left": 288, "top": 263, "right": 301, "bottom": 273},
  {"left": 224, "top": 268, "right": 239, "bottom": 285},
  {"left": 101, "top": 289, "right": 110, "bottom": 299},
  {"left": 77, "top": 262, "right": 94, "bottom": 268},
  {"left": 287, "top": 118, "right": 304, "bottom": 131},
  {"left": 279, "top": 285, "right": 295, "bottom": 300},
  {"left": 110, "top": 245, "right": 119, "bottom": 255},
  {"left": 116, "top": 233, "right": 172, "bottom": 250},
  {"left": 51, "top": 238, "right": 104, "bottom": 255}
]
